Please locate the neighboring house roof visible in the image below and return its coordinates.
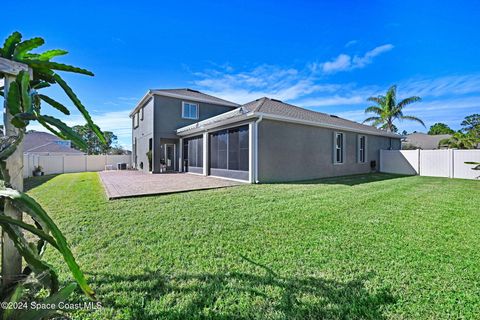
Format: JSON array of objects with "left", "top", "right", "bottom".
[
  {"left": 24, "top": 131, "right": 84, "bottom": 154},
  {"left": 402, "top": 133, "right": 452, "bottom": 149},
  {"left": 129, "top": 88, "right": 239, "bottom": 116},
  {"left": 177, "top": 97, "right": 402, "bottom": 138}
]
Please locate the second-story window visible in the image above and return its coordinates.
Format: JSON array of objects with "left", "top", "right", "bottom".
[
  {"left": 133, "top": 112, "right": 139, "bottom": 128},
  {"left": 182, "top": 102, "right": 199, "bottom": 120}
]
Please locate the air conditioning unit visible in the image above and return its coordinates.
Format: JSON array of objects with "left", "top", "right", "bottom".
[{"left": 117, "top": 163, "right": 127, "bottom": 170}]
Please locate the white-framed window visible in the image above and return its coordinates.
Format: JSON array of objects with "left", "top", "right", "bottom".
[
  {"left": 358, "top": 135, "right": 367, "bottom": 163},
  {"left": 133, "top": 112, "right": 139, "bottom": 128},
  {"left": 333, "top": 132, "right": 345, "bottom": 164},
  {"left": 182, "top": 102, "right": 199, "bottom": 119},
  {"left": 140, "top": 107, "right": 144, "bottom": 121}
]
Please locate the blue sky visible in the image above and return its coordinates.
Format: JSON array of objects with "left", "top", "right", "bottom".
[{"left": 3, "top": 0, "right": 480, "bottom": 148}]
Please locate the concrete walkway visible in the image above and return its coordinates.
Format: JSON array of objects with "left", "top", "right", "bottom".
[{"left": 99, "top": 171, "right": 243, "bottom": 199}]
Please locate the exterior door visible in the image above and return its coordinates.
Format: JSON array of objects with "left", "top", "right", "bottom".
[{"left": 165, "top": 144, "right": 175, "bottom": 171}]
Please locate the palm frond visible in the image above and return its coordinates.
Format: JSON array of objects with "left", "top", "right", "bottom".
[
  {"left": 363, "top": 116, "right": 381, "bottom": 124},
  {"left": 401, "top": 115, "right": 426, "bottom": 127},
  {"left": 364, "top": 106, "right": 384, "bottom": 115},
  {"left": 366, "top": 96, "right": 385, "bottom": 105},
  {"left": 397, "top": 96, "right": 421, "bottom": 109}
]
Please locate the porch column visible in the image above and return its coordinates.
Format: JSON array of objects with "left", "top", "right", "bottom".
[
  {"left": 178, "top": 138, "right": 183, "bottom": 172},
  {"left": 248, "top": 122, "right": 255, "bottom": 183},
  {"left": 203, "top": 132, "right": 209, "bottom": 176}
]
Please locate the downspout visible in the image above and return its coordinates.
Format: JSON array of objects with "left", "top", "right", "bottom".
[{"left": 254, "top": 115, "right": 263, "bottom": 183}]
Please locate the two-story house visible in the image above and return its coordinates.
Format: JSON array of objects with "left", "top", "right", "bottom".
[
  {"left": 130, "top": 89, "right": 238, "bottom": 173},
  {"left": 131, "top": 89, "right": 402, "bottom": 183}
]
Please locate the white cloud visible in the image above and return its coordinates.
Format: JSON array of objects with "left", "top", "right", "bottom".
[
  {"left": 194, "top": 64, "right": 338, "bottom": 104},
  {"left": 321, "top": 54, "right": 352, "bottom": 73},
  {"left": 321, "top": 44, "right": 394, "bottom": 74},
  {"left": 345, "top": 40, "right": 358, "bottom": 48}
]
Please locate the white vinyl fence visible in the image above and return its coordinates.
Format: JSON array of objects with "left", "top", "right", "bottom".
[
  {"left": 380, "top": 149, "right": 480, "bottom": 180},
  {"left": 23, "top": 154, "right": 132, "bottom": 178}
]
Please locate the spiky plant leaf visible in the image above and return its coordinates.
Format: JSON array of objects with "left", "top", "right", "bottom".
[
  {"left": 6, "top": 81, "right": 21, "bottom": 115},
  {"left": 0, "top": 188, "right": 95, "bottom": 299},
  {"left": 53, "top": 73, "right": 106, "bottom": 144},
  {"left": 0, "top": 223, "right": 59, "bottom": 293},
  {"left": 0, "top": 216, "right": 58, "bottom": 250},
  {"left": 38, "top": 94, "right": 70, "bottom": 115},
  {"left": 18, "top": 71, "right": 31, "bottom": 112},
  {"left": 38, "top": 49, "right": 68, "bottom": 61},
  {"left": 37, "top": 115, "right": 87, "bottom": 149},
  {"left": 13, "top": 37, "right": 45, "bottom": 60},
  {"left": 1, "top": 31, "right": 22, "bottom": 58},
  {"left": 31, "top": 80, "right": 50, "bottom": 90},
  {"left": 2, "top": 284, "right": 25, "bottom": 320},
  {"left": 15, "top": 283, "right": 77, "bottom": 320},
  {"left": 24, "top": 60, "right": 94, "bottom": 76}
]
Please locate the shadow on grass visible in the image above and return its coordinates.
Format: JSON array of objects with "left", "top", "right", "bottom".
[
  {"left": 24, "top": 174, "right": 59, "bottom": 191},
  {"left": 287, "top": 173, "right": 411, "bottom": 186},
  {"left": 88, "top": 256, "right": 395, "bottom": 319}
]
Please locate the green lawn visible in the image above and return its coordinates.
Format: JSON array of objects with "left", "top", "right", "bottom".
[{"left": 25, "top": 172, "right": 480, "bottom": 319}]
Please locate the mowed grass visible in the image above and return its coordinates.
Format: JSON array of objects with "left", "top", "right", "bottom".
[{"left": 25, "top": 172, "right": 480, "bottom": 319}]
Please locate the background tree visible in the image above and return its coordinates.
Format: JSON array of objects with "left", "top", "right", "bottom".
[
  {"left": 439, "top": 132, "right": 478, "bottom": 149},
  {"left": 0, "top": 31, "right": 102, "bottom": 318},
  {"left": 428, "top": 123, "right": 455, "bottom": 135},
  {"left": 363, "top": 85, "right": 425, "bottom": 132},
  {"left": 72, "top": 124, "right": 117, "bottom": 154},
  {"left": 461, "top": 114, "right": 480, "bottom": 137}
]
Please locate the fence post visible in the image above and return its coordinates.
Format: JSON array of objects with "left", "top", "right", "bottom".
[
  {"left": 379, "top": 150, "right": 383, "bottom": 172},
  {"left": 417, "top": 149, "right": 421, "bottom": 175},
  {"left": 449, "top": 149, "right": 454, "bottom": 178}
]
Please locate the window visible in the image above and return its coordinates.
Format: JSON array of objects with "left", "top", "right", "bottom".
[
  {"left": 334, "top": 132, "right": 344, "bottom": 164},
  {"left": 358, "top": 135, "right": 367, "bottom": 163},
  {"left": 210, "top": 125, "right": 249, "bottom": 172},
  {"left": 133, "top": 112, "right": 139, "bottom": 128},
  {"left": 182, "top": 102, "right": 199, "bottom": 119},
  {"left": 140, "top": 107, "right": 144, "bottom": 121}
]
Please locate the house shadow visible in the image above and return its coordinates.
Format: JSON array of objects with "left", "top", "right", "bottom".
[
  {"left": 24, "top": 174, "right": 59, "bottom": 191},
  {"left": 87, "top": 255, "right": 395, "bottom": 319},
  {"left": 286, "top": 173, "right": 411, "bottom": 187}
]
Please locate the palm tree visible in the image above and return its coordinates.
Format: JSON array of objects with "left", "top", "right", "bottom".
[{"left": 363, "top": 85, "right": 425, "bottom": 132}]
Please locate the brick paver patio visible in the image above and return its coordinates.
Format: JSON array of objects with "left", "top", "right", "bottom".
[{"left": 99, "top": 170, "right": 243, "bottom": 199}]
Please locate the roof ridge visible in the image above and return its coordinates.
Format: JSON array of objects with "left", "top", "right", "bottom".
[{"left": 253, "top": 97, "right": 269, "bottom": 112}]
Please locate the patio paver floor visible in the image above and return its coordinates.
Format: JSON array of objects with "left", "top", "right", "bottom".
[{"left": 99, "top": 170, "right": 243, "bottom": 199}]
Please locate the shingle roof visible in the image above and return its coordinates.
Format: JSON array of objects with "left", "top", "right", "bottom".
[
  {"left": 402, "top": 133, "right": 452, "bottom": 149},
  {"left": 245, "top": 97, "right": 401, "bottom": 137},
  {"left": 151, "top": 88, "right": 239, "bottom": 107},
  {"left": 130, "top": 88, "right": 239, "bottom": 116},
  {"left": 177, "top": 97, "right": 402, "bottom": 138},
  {"left": 24, "top": 131, "right": 84, "bottom": 154}
]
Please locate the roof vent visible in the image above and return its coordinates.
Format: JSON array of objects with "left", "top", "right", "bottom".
[
  {"left": 330, "top": 114, "right": 339, "bottom": 118},
  {"left": 271, "top": 98, "right": 283, "bottom": 103},
  {"left": 186, "top": 88, "right": 200, "bottom": 93}
]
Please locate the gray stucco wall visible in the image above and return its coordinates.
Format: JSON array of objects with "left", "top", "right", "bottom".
[
  {"left": 152, "top": 96, "right": 236, "bottom": 173},
  {"left": 132, "top": 97, "right": 153, "bottom": 172},
  {"left": 257, "top": 119, "right": 401, "bottom": 182}
]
